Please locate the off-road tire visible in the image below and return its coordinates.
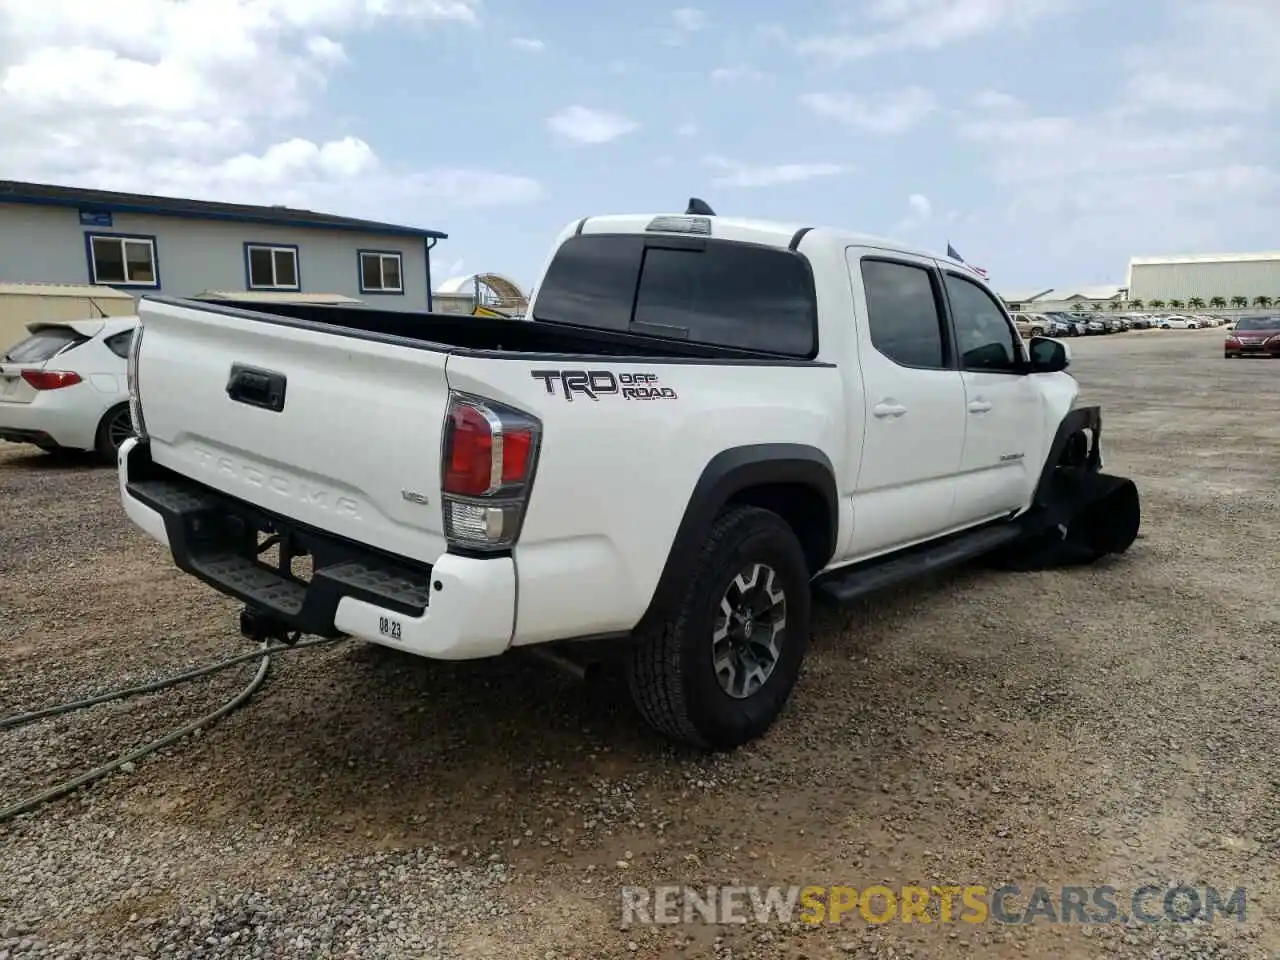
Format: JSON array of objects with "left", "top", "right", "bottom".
[{"left": 626, "top": 505, "right": 811, "bottom": 750}]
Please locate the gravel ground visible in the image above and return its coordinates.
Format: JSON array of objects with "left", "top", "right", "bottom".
[{"left": 1, "top": 329, "right": 1277, "bottom": 959}]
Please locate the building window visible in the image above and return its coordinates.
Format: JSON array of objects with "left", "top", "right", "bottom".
[
  {"left": 245, "top": 244, "right": 300, "bottom": 290},
  {"left": 359, "top": 250, "right": 404, "bottom": 294},
  {"left": 87, "top": 234, "right": 159, "bottom": 287}
]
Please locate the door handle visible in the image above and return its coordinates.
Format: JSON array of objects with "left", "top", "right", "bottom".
[
  {"left": 872, "top": 401, "right": 907, "bottom": 419},
  {"left": 968, "top": 399, "right": 993, "bottom": 414}
]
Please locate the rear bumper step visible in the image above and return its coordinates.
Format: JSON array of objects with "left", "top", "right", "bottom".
[{"left": 127, "top": 474, "right": 434, "bottom": 638}]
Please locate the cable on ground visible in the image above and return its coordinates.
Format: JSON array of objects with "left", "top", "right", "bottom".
[{"left": 0, "top": 636, "right": 343, "bottom": 823}]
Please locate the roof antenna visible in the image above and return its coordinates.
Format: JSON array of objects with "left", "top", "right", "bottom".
[{"left": 686, "top": 197, "right": 716, "bottom": 216}]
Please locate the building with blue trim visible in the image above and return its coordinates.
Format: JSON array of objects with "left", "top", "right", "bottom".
[{"left": 0, "top": 180, "right": 447, "bottom": 311}]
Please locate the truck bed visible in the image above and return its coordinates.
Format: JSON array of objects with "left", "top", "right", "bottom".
[{"left": 186, "top": 297, "right": 782, "bottom": 361}]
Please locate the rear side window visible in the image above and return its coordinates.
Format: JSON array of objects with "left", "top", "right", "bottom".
[
  {"left": 2, "top": 327, "right": 88, "bottom": 364},
  {"left": 532, "top": 234, "right": 640, "bottom": 333},
  {"left": 532, "top": 234, "right": 818, "bottom": 356},
  {"left": 105, "top": 330, "right": 136, "bottom": 359},
  {"left": 633, "top": 244, "right": 816, "bottom": 355},
  {"left": 859, "top": 259, "right": 948, "bottom": 369}
]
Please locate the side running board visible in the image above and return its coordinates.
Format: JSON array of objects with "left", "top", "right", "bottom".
[{"left": 813, "top": 522, "right": 1024, "bottom": 606}]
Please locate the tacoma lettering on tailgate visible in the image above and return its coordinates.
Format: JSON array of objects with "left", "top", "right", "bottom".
[{"left": 191, "top": 447, "right": 362, "bottom": 519}]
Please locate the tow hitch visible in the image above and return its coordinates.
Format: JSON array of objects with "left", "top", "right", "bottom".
[{"left": 239, "top": 606, "right": 298, "bottom": 645}]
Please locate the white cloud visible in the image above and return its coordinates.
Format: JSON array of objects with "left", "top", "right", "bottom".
[
  {"left": 703, "top": 156, "right": 849, "bottom": 188},
  {"left": 753, "top": 23, "right": 789, "bottom": 44},
  {"left": 951, "top": 1, "right": 1280, "bottom": 272},
  {"left": 956, "top": 108, "right": 1247, "bottom": 185},
  {"left": 305, "top": 35, "right": 347, "bottom": 63},
  {"left": 891, "top": 193, "right": 933, "bottom": 234},
  {"left": 509, "top": 36, "right": 544, "bottom": 52},
  {"left": 1121, "top": 73, "right": 1238, "bottom": 114},
  {"left": 663, "top": 6, "right": 707, "bottom": 44},
  {"left": 671, "top": 7, "right": 707, "bottom": 31},
  {"left": 0, "top": 0, "right": 543, "bottom": 213},
  {"left": 799, "top": 87, "right": 937, "bottom": 134},
  {"left": 676, "top": 120, "right": 699, "bottom": 137},
  {"left": 1119, "top": 2, "right": 1280, "bottom": 117},
  {"left": 546, "top": 105, "right": 639, "bottom": 145},
  {"left": 907, "top": 194, "right": 932, "bottom": 219},
  {"left": 711, "top": 65, "right": 769, "bottom": 84},
  {"left": 970, "top": 89, "right": 1023, "bottom": 112},
  {"left": 50, "top": 136, "right": 542, "bottom": 213},
  {"left": 796, "top": 0, "right": 1071, "bottom": 60}
]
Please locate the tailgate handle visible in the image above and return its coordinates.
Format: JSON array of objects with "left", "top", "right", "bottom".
[{"left": 226, "top": 364, "right": 287, "bottom": 412}]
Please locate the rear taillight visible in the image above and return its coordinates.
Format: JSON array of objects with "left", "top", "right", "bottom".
[
  {"left": 126, "top": 324, "right": 147, "bottom": 441},
  {"left": 21, "top": 370, "right": 81, "bottom": 390},
  {"left": 440, "top": 392, "right": 540, "bottom": 551}
]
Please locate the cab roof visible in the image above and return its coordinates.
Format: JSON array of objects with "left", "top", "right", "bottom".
[{"left": 575, "top": 212, "right": 949, "bottom": 265}]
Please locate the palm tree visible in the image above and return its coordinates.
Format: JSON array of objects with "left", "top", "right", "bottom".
[
  {"left": 1168, "top": 299, "right": 1185, "bottom": 309},
  {"left": 1129, "top": 298, "right": 1144, "bottom": 310},
  {"left": 1253, "top": 295, "right": 1272, "bottom": 308},
  {"left": 1108, "top": 300, "right": 1122, "bottom": 311},
  {"left": 1150, "top": 299, "right": 1166, "bottom": 309},
  {"left": 1091, "top": 302, "right": 1103, "bottom": 311},
  {"left": 1209, "top": 297, "right": 1226, "bottom": 309},
  {"left": 1231, "top": 296, "right": 1248, "bottom": 308},
  {"left": 1188, "top": 297, "right": 1205, "bottom": 309}
]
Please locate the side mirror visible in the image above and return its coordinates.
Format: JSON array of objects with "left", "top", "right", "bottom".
[{"left": 1028, "top": 336, "right": 1070, "bottom": 373}]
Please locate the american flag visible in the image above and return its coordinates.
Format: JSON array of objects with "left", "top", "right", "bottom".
[{"left": 946, "top": 243, "right": 989, "bottom": 280}]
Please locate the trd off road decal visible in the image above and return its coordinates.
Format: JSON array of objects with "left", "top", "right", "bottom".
[{"left": 530, "top": 369, "right": 678, "bottom": 401}]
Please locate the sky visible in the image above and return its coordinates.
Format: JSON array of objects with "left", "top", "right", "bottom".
[{"left": 0, "top": 0, "right": 1277, "bottom": 295}]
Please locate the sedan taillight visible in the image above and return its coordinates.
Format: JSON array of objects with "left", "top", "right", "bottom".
[{"left": 21, "top": 370, "right": 82, "bottom": 390}]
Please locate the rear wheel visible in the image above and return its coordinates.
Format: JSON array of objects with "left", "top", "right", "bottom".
[
  {"left": 1030, "top": 326, "right": 1045, "bottom": 337},
  {"left": 626, "top": 505, "right": 811, "bottom": 750},
  {"left": 94, "top": 403, "right": 134, "bottom": 460}
]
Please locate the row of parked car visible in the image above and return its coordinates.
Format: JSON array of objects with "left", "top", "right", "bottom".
[{"left": 1012, "top": 311, "right": 1234, "bottom": 337}]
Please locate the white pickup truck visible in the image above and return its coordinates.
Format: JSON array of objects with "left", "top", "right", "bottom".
[{"left": 118, "top": 203, "right": 1140, "bottom": 750}]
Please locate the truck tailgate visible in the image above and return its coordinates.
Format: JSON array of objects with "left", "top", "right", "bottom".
[{"left": 136, "top": 299, "right": 450, "bottom": 564}]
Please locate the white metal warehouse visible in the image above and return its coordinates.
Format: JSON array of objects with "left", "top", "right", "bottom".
[{"left": 1126, "top": 253, "right": 1280, "bottom": 305}]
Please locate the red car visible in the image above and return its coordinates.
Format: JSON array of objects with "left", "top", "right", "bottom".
[{"left": 1225, "top": 316, "right": 1280, "bottom": 358}]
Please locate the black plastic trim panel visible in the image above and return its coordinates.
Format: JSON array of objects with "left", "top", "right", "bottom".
[
  {"left": 124, "top": 443, "right": 432, "bottom": 638},
  {"left": 637, "top": 443, "right": 838, "bottom": 631},
  {"left": 1032, "top": 405, "right": 1103, "bottom": 508}
]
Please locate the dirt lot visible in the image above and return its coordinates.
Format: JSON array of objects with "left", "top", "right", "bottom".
[{"left": 1, "top": 330, "right": 1277, "bottom": 959}]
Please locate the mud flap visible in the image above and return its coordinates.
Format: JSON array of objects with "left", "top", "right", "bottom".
[{"left": 989, "top": 469, "right": 1141, "bottom": 571}]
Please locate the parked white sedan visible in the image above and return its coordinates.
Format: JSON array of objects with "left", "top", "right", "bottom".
[
  {"left": 1158, "top": 315, "right": 1201, "bottom": 329},
  {"left": 0, "top": 316, "right": 138, "bottom": 458}
]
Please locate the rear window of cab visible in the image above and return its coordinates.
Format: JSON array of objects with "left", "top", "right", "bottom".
[{"left": 532, "top": 233, "right": 819, "bottom": 357}]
